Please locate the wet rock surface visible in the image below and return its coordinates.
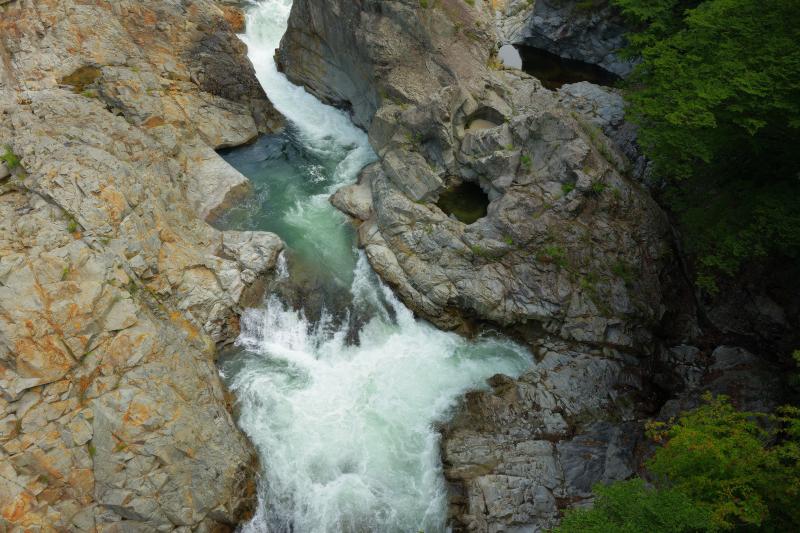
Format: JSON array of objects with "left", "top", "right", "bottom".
[{"left": 0, "top": 0, "right": 283, "bottom": 529}]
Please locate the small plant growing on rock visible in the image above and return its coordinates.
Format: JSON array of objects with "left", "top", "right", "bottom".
[
  {"left": 589, "top": 181, "right": 607, "bottom": 195},
  {"left": 1, "top": 146, "right": 20, "bottom": 170},
  {"left": 539, "top": 245, "right": 567, "bottom": 268},
  {"left": 562, "top": 183, "right": 575, "bottom": 195},
  {"left": 520, "top": 154, "right": 532, "bottom": 170},
  {"left": 611, "top": 260, "right": 635, "bottom": 286},
  {"left": 470, "top": 244, "right": 491, "bottom": 258}
]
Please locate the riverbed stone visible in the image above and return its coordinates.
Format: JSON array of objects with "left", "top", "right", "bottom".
[{"left": 330, "top": 173, "right": 374, "bottom": 221}]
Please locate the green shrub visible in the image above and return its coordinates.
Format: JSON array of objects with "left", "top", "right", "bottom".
[
  {"left": 589, "top": 181, "right": 607, "bottom": 195},
  {"left": 555, "top": 479, "right": 710, "bottom": 533},
  {"left": 646, "top": 395, "right": 800, "bottom": 531},
  {"left": 555, "top": 395, "right": 800, "bottom": 532},
  {"left": 540, "top": 245, "right": 567, "bottom": 268}
]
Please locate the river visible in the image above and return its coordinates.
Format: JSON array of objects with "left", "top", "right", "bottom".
[{"left": 216, "top": 1, "right": 533, "bottom": 531}]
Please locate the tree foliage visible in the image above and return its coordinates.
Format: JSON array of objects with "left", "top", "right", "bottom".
[
  {"left": 554, "top": 395, "right": 800, "bottom": 532},
  {"left": 647, "top": 396, "right": 800, "bottom": 530},
  {"left": 611, "top": 0, "right": 800, "bottom": 290}
]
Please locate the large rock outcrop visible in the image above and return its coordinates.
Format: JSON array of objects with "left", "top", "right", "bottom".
[
  {"left": 282, "top": 0, "right": 679, "bottom": 351},
  {"left": 0, "top": 0, "right": 283, "bottom": 529},
  {"left": 278, "top": 0, "right": 495, "bottom": 129}
]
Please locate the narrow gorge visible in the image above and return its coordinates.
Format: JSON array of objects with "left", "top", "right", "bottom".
[{"left": 1, "top": 0, "right": 797, "bottom": 532}]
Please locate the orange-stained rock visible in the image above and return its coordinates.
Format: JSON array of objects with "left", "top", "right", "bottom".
[{"left": 0, "top": 0, "right": 284, "bottom": 530}]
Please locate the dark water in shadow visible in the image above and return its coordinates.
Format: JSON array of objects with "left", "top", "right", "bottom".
[
  {"left": 436, "top": 182, "right": 489, "bottom": 225},
  {"left": 517, "top": 45, "right": 620, "bottom": 90}
]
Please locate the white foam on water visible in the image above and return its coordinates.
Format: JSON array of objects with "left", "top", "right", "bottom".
[
  {"left": 241, "top": 0, "right": 373, "bottom": 187},
  {"left": 230, "top": 256, "right": 532, "bottom": 533},
  {"left": 227, "top": 2, "right": 534, "bottom": 532}
]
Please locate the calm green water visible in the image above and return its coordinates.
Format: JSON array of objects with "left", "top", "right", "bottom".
[{"left": 217, "top": 128, "right": 360, "bottom": 289}]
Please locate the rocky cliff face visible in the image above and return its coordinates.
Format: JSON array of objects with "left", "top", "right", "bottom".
[
  {"left": 279, "top": 1, "right": 787, "bottom": 531},
  {"left": 0, "top": 0, "right": 283, "bottom": 529},
  {"left": 278, "top": 0, "right": 495, "bottom": 130}
]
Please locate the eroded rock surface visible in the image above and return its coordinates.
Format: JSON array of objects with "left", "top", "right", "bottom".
[
  {"left": 283, "top": 0, "right": 677, "bottom": 350},
  {"left": 1, "top": 0, "right": 283, "bottom": 529},
  {"left": 278, "top": 0, "right": 495, "bottom": 129},
  {"left": 443, "top": 341, "right": 645, "bottom": 531}
]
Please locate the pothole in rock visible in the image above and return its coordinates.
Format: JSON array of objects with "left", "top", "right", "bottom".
[
  {"left": 436, "top": 181, "right": 489, "bottom": 225},
  {"left": 503, "top": 44, "right": 620, "bottom": 90},
  {"left": 466, "top": 107, "right": 505, "bottom": 132}
]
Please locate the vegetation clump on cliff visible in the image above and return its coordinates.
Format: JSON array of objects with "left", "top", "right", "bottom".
[
  {"left": 612, "top": 0, "right": 800, "bottom": 292},
  {"left": 555, "top": 395, "right": 800, "bottom": 532}
]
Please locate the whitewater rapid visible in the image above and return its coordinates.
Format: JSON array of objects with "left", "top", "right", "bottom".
[{"left": 220, "top": 2, "right": 534, "bottom": 532}]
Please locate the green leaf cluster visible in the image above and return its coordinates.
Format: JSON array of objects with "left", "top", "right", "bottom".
[
  {"left": 1, "top": 146, "right": 20, "bottom": 170},
  {"left": 555, "top": 478, "right": 709, "bottom": 532},
  {"left": 554, "top": 395, "right": 800, "bottom": 532},
  {"left": 611, "top": 0, "right": 800, "bottom": 290}
]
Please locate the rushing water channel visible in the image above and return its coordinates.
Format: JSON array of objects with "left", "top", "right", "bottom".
[{"left": 217, "top": 1, "right": 533, "bottom": 531}]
